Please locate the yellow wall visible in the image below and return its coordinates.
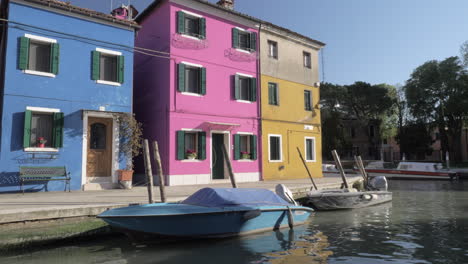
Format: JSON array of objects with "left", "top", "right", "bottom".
[{"left": 261, "top": 75, "right": 323, "bottom": 180}]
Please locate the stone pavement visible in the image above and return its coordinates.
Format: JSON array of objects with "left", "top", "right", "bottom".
[{"left": 0, "top": 175, "right": 360, "bottom": 224}]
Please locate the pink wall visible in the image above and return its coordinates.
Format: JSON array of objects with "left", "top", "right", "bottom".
[{"left": 135, "top": 1, "right": 261, "bottom": 184}]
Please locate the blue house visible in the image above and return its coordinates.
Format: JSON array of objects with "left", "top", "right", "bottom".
[{"left": 0, "top": 0, "right": 139, "bottom": 192}]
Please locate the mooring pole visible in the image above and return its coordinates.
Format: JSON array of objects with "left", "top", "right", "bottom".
[
  {"left": 332, "top": 150, "right": 349, "bottom": 189},
  {"left": 221, "top": 144, "right": 237, "bottom": 188},
  {"left": 152, "top": 141, "right": 166, "bottom": 203},
  {"left": 143, "top": 139, "right": 154, "bottom": 204},
  {"left": 296, "top": 147, "right": 318, "bottom": 190}
]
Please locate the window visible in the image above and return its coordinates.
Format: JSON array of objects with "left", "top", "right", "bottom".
[
  {"left": 304, "top": 90, "right": 312, "bottom": 111},
  {"left": 268, "top": 82, "right": 279, "bottom": 105},
  {"left": 268, "top": 40, "right": 278, "bottom": 59},
  {"left": 234, "top": 134, "right": 257, "bottom": 160},
  {"left": 177, "top": 11, "right": 206, "bottom": 39},
  {"left": 269, "top": 135, "right": 282, "bottom": 162},
  {"left": 369, "top": 125, "right": 375, "bottom": 138},
  {"left": 178, "top": 63, "right": 206, "bottom": 95},
  {"left": 305, "top": 137, "right": 316, "bottom": 162},
  {"left": 92, "top": 48, "right": 124, "bottom": 85},
  {"left": 350, "top": 127, "right": 355, "bottom": 138},
  {"left": 90, "top": 123, "right": 107, "bottom": 149},
  {"left": 232, "top": 28, "right": 256, "bottom": 52},
  {"left": 303, "top": 51, "right": 311, "bottom": 68},
  {"left": 18, "top": 34, "right": 59, "bottom": 76},
  {"left": 234, "top": 74, "right": 256, "bottom": 102},
  {"left": 23, "top": 107, "right": 64, "bottom": 150},
  {"left": 176, "top": 130, "right": 206, "bottom": 160}
]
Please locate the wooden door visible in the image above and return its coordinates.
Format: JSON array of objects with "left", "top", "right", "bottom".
[
  {"left": 87, "top": 117, "right": 112, "bottom": 177},
  {"left": 212, "top": 133, "right": 225, "bottom": 179}
]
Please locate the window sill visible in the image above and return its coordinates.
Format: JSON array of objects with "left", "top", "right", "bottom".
[
  {"left": 24, "top": 70, "right": 56, "bottom": 78},
  {"left": 236, "top": 48, "right": 252, "bottom": 54},
  {"left": 237, "top": 159, "right": 254, "bottom": 162},
  {"left": 269, "top": 160, "right": 283, "bottom": 163},
  {"left": 305, "top": 160, "right": 317, "bottom": 163},
  {"left": 236, "top": 100, "right": 254, "bottom": 104},
  {"left": 96, "top": 80, "right": 121, "bottom": 86},
  {"left": 24, "top": 147, "right": 59, "bottom": 152},
  {"left": 180, "top": 34, "right": 203, "bottom": 41},
  {"left": 181, "top": 92, "right": 203, "bottom": 97},
  {"left": 181, "top": 159, "right": 202, "bottom": 162}
]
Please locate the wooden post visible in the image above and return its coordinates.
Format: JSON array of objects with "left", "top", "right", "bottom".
[
  {"left": 296, "top": 147, "right": 318, "bottom": 190},
  {"left": 143, "top": 139, "right": 154, "bottom": 204},
  {"left": 221, "top": 144, "right": 237, "bottom": 188},
  {"left": 331, "top": 150, "right": 349, "bottom": 189},
  {"left": 357, "top": 156, "right": 368, "bottom": 187},
  {"left": 153, "top": 141, "right": 166, "bottom": 203},
  {"left": 354, "top": 156, "right": 366, "bottom": 182}
]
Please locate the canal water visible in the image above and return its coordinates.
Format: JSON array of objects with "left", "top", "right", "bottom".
[{"left": 2, "top": 180, "right": 468, "bottom": 264}]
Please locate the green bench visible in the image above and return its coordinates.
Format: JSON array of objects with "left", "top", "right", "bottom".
[{"left": 19, "top": 166, "right": 71, "bottom": 194}]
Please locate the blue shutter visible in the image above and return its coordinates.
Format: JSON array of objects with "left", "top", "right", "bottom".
[
  {"left": 177, "top": 11, "right": 185, "bottom": 34},
  {"left": 199, "top": 18, "right": 206, "bottom": 39},
  {"left": 198, "top": 132, "right": 206, "bottom": 160},
  {"left": 234, "top": 134, "right": 241, "bottom": 160},
  {"left": 249, "top": 32, "right": 257, "bottom": 51},
  {"left": 232, "top": 28, "right": 239, "bottom": 48},
  {"left": 23, "top": 110, "right": 32, "bottom": 148},
  {"left": 177, "top": 131, "right": 185, "bottom": 160},
  {"left": 178, "top": 64, "right": 186, "bottom": 92}
]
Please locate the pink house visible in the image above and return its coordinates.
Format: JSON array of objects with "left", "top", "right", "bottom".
[{"left": 134, "top": 0, "right": 260, "bottom": 185}]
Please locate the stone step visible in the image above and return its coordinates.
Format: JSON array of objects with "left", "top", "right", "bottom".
[{"left": 83, "top": 182, "right": 117, "bottom": 191}]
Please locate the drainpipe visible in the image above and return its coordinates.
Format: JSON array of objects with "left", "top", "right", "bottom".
[{"left": 257, "top": 22, "right": 263, "bottom": 181}]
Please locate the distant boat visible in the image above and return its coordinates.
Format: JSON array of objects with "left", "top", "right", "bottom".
[
  {"left": 98, "top": 188, "right": 313, "bottom": 240},
  {"left": 363, "top": 161, "right": 459, "bottom": 180}
]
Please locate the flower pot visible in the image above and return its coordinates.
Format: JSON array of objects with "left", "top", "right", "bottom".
[
  {"left": 241, "top": 154, "right": 251, "bottom": 160},
  {"left": 117, "top": 169, "right": 133, "bottom": 181},
  {"left": 37, "top": 143, "right": 45, "bottom": 148}
]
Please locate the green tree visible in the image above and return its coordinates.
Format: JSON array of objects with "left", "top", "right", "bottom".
[{"left": 405, "top": 56, "right": 468, "bottom": 161}]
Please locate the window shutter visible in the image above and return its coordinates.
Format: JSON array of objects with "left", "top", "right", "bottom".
[
  {"left": 176, "top": 131, "right": 185, "bottom": 160},
  {"left": 19, "top": 37, "right": 30, "bottom": 70},
  {"left": 117, "top": 55, "right": 125, "bottom": 84},
  {"left": 178, "top": 63, "right": 186, "bottom": 92},
  {"left": 200, "top": 67, "right": 206, "bottom": 95},
  {"left": 199, "top": 18, "right": 206, "bottom": 39},
  {"left": 234, "top": 75, "right": 240, "bottom": 100},
  {"left": 234, "top": 134, "right": 241, "bottom": 160},
  {"left": 250, "top": 135, "right": 257, "bottom": 160},
  {"left": 52, "top": 112, "right": 64, "bottom": 148},
  {"left": 23, "top": 110, "right": 32, "bottom": 148},
  {"left": 232, "top": 28, "right": 239, "bottom": 48},
  {"left": 250, "top": 77, "right": 257, "bottom": 102},
  {"left": 249, "top": 32, "right": 257, "bottom": 51},
  {"left": 268, "top": 84, "right": 274, "bottom": 105},
  {"left": 177, "top": 11, "right": 185, "bottom": 34},
  {"left": 198, "top": 131, "right": 206, "bottom": 160},
  {"left": 50, "top": 43, "right": 60, "bottom": 75},
  {"left": 92, "top": 51, "right": 100, "bottom": 80}
]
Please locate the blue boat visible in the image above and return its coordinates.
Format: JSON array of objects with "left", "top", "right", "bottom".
[{"left": 97, "top": 188, "right": 313, "bottom": 239}]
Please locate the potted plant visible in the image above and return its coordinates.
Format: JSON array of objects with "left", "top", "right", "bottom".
[
  {"left": 241, "top": 151, "right": 251, "bottom": 160},
  {"left": 116, "top": 113, "right": 143, "bottom": 189},
  {"left": 186, "top": 149, "right": 197, "bottom": 160},
  {"left": 37, "top": 137, "right": 47, "bottom": 148}
]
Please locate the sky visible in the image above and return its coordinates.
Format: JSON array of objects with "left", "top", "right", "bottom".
[{"left": 65, "top": 0, "right": 468, "bottom": 86}]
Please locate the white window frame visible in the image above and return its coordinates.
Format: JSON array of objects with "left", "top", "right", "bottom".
[
  {"left": 180, "top": 10, "right": 204, "bottom": 40},
  {"left": 304, "top": 137, "right": 316, "bottom": 162},
  {"left": 23, "top": 34, "right": 57, "bottom": 78},
  {"left": 24, "top": 106, "right": 61, "bottom": 152},
  {"left": 268, "top": 40, "right": 278, "bottom": 59},
  {"left": 268, "top": 134, "right": 282, "bottom": 162},
  {"left": 180, "top": 61, "right": 204, "bottom": 96},
  {"left": 95, "top": 48, "right": 122, "bottom": 86},
  {"left": 235, "top": 27, "right": 253, "bottom": 54},
  {"left": 303, "top": 51, "right": 311, "bottom": 69},
  {"left": 236, "top": 73, "right": 254, "bottom": 103}
]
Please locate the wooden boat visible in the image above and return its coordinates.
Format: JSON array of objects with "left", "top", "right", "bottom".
[
  {"left": 364, "top": 161, "right": 459, "bottom": 180},
  {"left": 97, "top": 187, "right": 313, "bottom": 239}
]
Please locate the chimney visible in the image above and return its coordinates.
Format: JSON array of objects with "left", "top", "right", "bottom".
[
  {"left": 111, "top": 4, "right": 139, "bottom": 20},
  {"left": 216, "top": 0, "right": 234, "bottom": 10}
]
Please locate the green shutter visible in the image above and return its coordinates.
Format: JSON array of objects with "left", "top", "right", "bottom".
[
  {"left": 250, "top": 32, "right": 257, "bottom": 51},
  {"left": 268, "top": 83, "right": 274, "bottom": 105},
  {"left": 50, "top": 43, "right": 60, "bottom": 75},
  {"left": 199, "top": 18, "right": 206, "bottom": 39},
  {"left": 52, "top": 112, "right": 64, "bottom": 148},
  {"left": 178, "top": 63, "right": 186, "bottom": 92},
  {"left": 176, "top": 131, "right": 185, "bottom": 160},
  {"left": 200, "top": 67, "right": 206, "bottom": 95},
  {"left": 19, "top": 37, "right": 30, "bottom": 70},
  {"left": 117, "top": 55, "right": 125, "bottom": 84},
  {"left": 23, "top": 110, "right": 32, "bottom": 148},
  {"left": 92, "top": 51, "right": 100, "bottom": 80},
  {"left": 250, "top": 77, "right": 257, "bottom": 102},
  {"left": 234, "top": 134, "right": 241, "bottom": 160},
  {"left": 234, "top": 75, "right": 240, "bottom": 100},
  {"left": 250, "top": 135, "right": 257, "bottom": 160},
  {"left": 198, "top": 132, "right": 206, "bottom": 160},
  {"left": 232, "top": 28, "right": 239, "bottom": 48},
  {"left": 177, "top": 11, "right": 185, "bottom": 34}
]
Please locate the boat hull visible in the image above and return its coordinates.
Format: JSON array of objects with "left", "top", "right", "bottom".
[
  {"left": 365, "top": 169, "right": 457, "bottom": 180},
  {"left": 98, "top": 203, "right": 312, "bottom": 238},
  {"left": 298, "top": 190, "right": 392, "bottom": 211}
]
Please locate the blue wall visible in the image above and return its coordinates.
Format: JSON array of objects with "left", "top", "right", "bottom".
[{"left": 0, "top": 2, "right": 135, "bottom": 192}]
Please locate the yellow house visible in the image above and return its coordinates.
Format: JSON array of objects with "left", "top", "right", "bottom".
[{"left": 259, "top": 24, "right": 325, "bottom": 180}]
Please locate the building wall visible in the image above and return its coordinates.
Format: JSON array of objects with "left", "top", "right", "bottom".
[
  {"left": 0, "top": 2, "right": 135, "bottom": 192},
  {"left": 134, "top": 1, "right": 260, "bottom": 186}
]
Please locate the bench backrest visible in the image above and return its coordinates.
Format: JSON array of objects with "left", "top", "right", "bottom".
[{"left": 19, "top": 166, "right": 67, "bottom": 177}]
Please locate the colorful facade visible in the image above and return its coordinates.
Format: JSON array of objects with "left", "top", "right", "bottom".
[
  {"left": 0, "top": 0, "right": 138, "bottom": 192},
  {"left": 259, "top": 24, "right": 325, "bottom": 180},
  {"left": 134, "top": 0, "right": 261, "bottom": 185}
]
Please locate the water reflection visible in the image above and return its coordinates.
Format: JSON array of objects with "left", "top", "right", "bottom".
[{"left": 2, "top": 180, "right": 468, "bottom": 264}]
